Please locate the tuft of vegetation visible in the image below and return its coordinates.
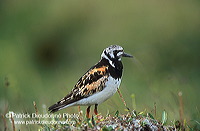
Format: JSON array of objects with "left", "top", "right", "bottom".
[
  {"left": 33, "top": 101, "right": 197, "bottom": 131},
  {"left": 1, "top": 101, "right": 199, "bottom": 130},
  {"left": 36, "top": 110, "right": 176, "bottom": 131}
]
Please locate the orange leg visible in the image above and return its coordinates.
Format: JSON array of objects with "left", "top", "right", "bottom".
[
  {"left": 86, "top": 106, "right": 91, "bottom": 118},
  {"left": 94, "top": 104, "right": 98, "bottom": 115}
]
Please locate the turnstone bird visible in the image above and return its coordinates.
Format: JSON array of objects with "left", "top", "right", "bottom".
[{"left": 48, "top": 45, "right": 133, "bottom": 118}]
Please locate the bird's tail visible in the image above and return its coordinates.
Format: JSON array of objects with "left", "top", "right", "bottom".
[
  {"left": 48, "top": 97, "right": 75, "bottom": 113},
  {"left": 48, "top": 103, "right": 65, "bottom": 113},
  {"left": 49, "top": 93, "right": 79, "bottom": 113},
  {"left": 49, "top": 104, "right": 60, "bottom": 113},
  {"left": 49, "top": 99, "right": 73, "bottom": 113},
  {"left": 49, "top": 102, "right": 75, "bottom": 113}
]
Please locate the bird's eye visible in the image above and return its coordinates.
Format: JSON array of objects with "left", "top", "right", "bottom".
[
  {"left": 114, "top": 50, "right": 123, "bottom": 58},
  {"left": 117, "top": 51, "right": 123, "bottom": 57}
]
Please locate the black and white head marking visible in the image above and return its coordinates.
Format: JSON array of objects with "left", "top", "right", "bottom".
[{"left": 101, "top": 45, "right": 132, "bottom": 67}]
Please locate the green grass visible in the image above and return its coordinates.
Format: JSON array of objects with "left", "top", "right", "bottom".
[{"left": 1, "top": 96, "right": 200, "bottom": 131}]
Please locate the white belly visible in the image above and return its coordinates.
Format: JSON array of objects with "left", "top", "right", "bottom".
[{"left": 75, "top": 77, "right": 121, "bottom": 106}]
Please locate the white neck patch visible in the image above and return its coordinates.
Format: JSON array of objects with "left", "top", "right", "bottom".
[{"left": 101, "top": 53, "right": 115, "bottom": 67}]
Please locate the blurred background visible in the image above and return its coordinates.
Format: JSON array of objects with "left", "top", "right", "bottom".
[{"left": 0, "top": 0, "right": 200, "bottom": 130}]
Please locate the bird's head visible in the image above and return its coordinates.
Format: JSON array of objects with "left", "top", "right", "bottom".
[{"left": 101, "top": 45, "right": 133, "bottom": 61}]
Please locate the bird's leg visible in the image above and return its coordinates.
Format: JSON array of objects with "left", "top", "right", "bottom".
[
  {"left": 94, "top": 104, "right": 98, "bottom": 115},
  {"left": 86, "top": 106, "right": 91, "bottom": 118}
]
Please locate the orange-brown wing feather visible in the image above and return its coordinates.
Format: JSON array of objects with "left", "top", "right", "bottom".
[
  {"left": 60, "top": 66, "right": 109, "bottom": 103},
  {"left": 74, "top": 66, "right": 108, "bottom": 96},
  {"left": 81, "top": 75, "right": 108, "bottom": 96},
  {"left": 48, "top": 65, "right": 109, "bottom": 112}
]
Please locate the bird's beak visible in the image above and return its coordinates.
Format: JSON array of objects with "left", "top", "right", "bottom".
[{"left": 122, "top": 52, "right": 133, "bottom": 58}]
